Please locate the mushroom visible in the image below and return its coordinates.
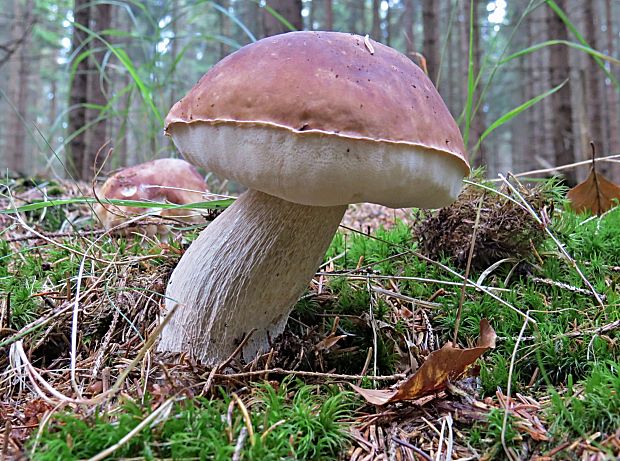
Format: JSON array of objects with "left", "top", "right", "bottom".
[
  {"left": 94, "top": 158, "right": 207, "bottom": 235},
  {"left": 159, "top": 31, "right": 470, "bottom": 364}
]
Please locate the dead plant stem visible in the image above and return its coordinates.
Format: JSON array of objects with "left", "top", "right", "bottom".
[
  {"left": 87, "top": 398, "right": 176, "bottom": 461},
  {"left": 498, "top": 174, "right": 605, "bottom": 309},
  {"left": 214, "top": 368, "right": 405, "bottom": 381},
  {"left": 338, "top": 225, "right": 534, "bottom": 324},
  {"left": 454, "top": 194, "right": 484, "bottom": 343}
]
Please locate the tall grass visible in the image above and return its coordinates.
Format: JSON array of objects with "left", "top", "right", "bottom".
[{"left": 457, "top": 0, "right": 620, "bottom": 161}]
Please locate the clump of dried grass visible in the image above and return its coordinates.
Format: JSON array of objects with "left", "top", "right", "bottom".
[{"left": 414, "top": 180, "right": 551, "bottom": 270}]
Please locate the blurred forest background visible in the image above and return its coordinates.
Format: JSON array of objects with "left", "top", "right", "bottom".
[{"left": 0, "top": 0, "right": 618, "bottom": 186}]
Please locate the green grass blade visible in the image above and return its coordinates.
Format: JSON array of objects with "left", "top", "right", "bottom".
[
  {"left": 211, "top": 2, "right": 257, "bottom": 42},
  {"left": 501, "top": 40, "right": 620, "bottom": 67},
  {"left": 436, "top": 0, "right": 458, "bottom": 90},
  {"left": 467, "top": 0, "right": 537, "bottom": 130},
  {"left": 261, "top": 3, "right": 298, "bottom": 32},
  {"left": 474, "top": 79, "right": 567, "bottom": 151},
  {"left": 71, "top": 22, "right": 163, "bottom": 125},
  {"left": 546, "top": 0, "right": 619, "bottom": 90},
  {"left": 462, "top": 0, "right": 475, "bottom": 148},
  {"left": 1, "top": 197, "right": 234, "bottom": 215}
]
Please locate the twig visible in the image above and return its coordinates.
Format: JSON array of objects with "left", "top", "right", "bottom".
[
  {"left": 493, "top": 153, "right": 620, "bottom": 180},
  {"left": 370, "top": 286, "right": 441, "bottom": 308},
  {"left": 499, "top": 174, "right": 605, "bottom": 309},
  {"left": 501, "top": 310, "right": 533, "bottom": 461},
  {"left": 1, "top": 219, "right": 181, "bottom": 242},
  {"left": 87, "top": 398, "right": 176, "bottom": 461},
  {"left": 1, "top": 420, "right": 10, "bottom": 461},
  {"left": 366, "top": 276, "right": 378, "bottom": 381},
  {"left": 530, "top": 276, "right": 606, "bottom": 300},
  {"left": 232, "top": 427, "right": 248, "bottom": 461},
  {"left": 0, "top": 13, "right": 35, "bottom": 68},
  {"left": 215, "top": 368, "right": 405, "bottom": 381},
  {"left": 261, "top": 420, "right": 285, "bottom": 442},
  {"left": 436, "top": 417, "right": 446, "bottom": 461},
  {"left": 70, "top": 254, "right": 87, "bottom": 397},
  {"left": 358, "top": 347, "right": 373, "bottom": 386},
  {"left": 218, "top": 328, "right": 257, "bottom": 371},
  {"left": 316, "top": 272, "right": 511, "bottom": 293},
  {"left": 391, "top": 437, "right": 433, "bottom": 461},
  {"left": 337, "top": 225, "right": 534, "bottom": 323},
  {"left": 106, "top": 304, "right": 179, "bottom": 398},
  {"left": 11, "top": 341, "right": 91, "bottom": 404},
  {"left": 8, "top": 212, "right": 162, "bottom": 266},
  {"left": 232, "top": 393, "right": 255, "bottom": 446}
]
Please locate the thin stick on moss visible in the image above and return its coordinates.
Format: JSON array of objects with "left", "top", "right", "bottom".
[
  {"left": 86, "top": 398, "right": 176, "bottom": 461},
  {"left": 316, "top": 272, "right": 511, "bottom": 293},
  {"left": 492, "top": 153, "right": 620, "bottom": 180},
  {"left": 214, "top": 368, "right": 405, "bottom": 381},
  {"left": 232, "top": 393, "right": 255, "bottom": 446},
  {"left": 499, "top": 174, "right": 605, "bottom": 309},
  {"left": 501, "top": 310, "right": 533, "bottom": 461},
  {"left": 338, "top": 225, "right": 535, "bottom": 324}
]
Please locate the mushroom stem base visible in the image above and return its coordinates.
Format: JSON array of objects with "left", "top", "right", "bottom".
[{"left": 158, "top": 189, "right": 346, "bottom": 364}]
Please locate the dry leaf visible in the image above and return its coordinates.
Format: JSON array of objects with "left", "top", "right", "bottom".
[
  {"left": 352, "top": 319, "right": 496, "bottom": 405},
  {"left": 315, "top": 334, "right": 347, "bottom": 351},
  {"left": 567, "top": 168, "right": 620, "bottom": 215},
  {"left": 410, "top": 52, "right": 428, "bottom": 75}
]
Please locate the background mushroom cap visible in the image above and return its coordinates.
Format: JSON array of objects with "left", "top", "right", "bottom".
[
  {"left": 166, "top": 31, "right": 470, "bottom": 209},
  {"left": 94, "top": 158, "right": 207, "bottom": 231}
]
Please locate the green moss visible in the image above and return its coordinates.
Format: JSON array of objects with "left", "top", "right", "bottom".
[{"left": 29, "top": 381, "right": 354, "bottom": 461}]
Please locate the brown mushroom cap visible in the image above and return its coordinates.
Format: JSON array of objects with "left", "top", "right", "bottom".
[
  {"left": 94, "top": 158, "right": 207, "bottom": 231},
  {"left": 165, "top": 31, "right": 469, "bottom": 209}
]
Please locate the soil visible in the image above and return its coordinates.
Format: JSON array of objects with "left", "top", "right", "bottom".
[{"left": 341, "top": 203, "right": 412, "bottom": 232}]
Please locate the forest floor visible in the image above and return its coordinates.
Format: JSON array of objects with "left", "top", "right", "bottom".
[{"left": 0, "top": 175, "right": 619, "bottom": 460}]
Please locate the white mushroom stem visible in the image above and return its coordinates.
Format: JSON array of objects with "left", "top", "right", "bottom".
[{"left": 158, "top": 189, "right": 346, "bottom": 364}]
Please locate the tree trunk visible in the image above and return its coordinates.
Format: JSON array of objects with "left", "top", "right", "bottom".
[
  {"left": 112, "top": 5, "right": 132, "bottom": 168},
  {"left": 384, "top": 0, "right": 391, "bottom": 46},
  {"left": 308, "top": 0, "right": 315, "bottom": 30},
  {"left": 263, "top": 0, "right": 302, "bottom": 37},
  {"left": 169, "top": 0, "right": 179, "bottom": 109},
  {"left": 524, "top": 5, "right": 537, "bottom": 174},
  {"left": 6, "top": 0, "right": 33, "bottom": 174},
  {"left": 242, "top": 0, "right": 262, "bottom": 38},
  {"left": 422, "top": 0, "right": 440, "bottom": 84},
  {"left": 371, "top": 0, "right": 381, "bottom": 40},
  {"left": 360, "top": 0, "right": 366, "bottom": 33},
  {"left": 537, "top": 5, "right": 556, "bottom": 173},
  {"left": 49, "top": 71, "right": 57, "bottom": 134},
  {"left": 219, "top": 0, "right": 229, "bottom": 59},
  {"left": 458, "top": 0, "right": 468, "bottom": 113},
  {"left": 444, "top": 0, "right": 454, "bottom": 112},
  {"left": 348, "top": 0, "right": 360, "bottom": 33},
  {"left": 403, "top": 0, "right": 415, "bottom": 58},
  {"left": 68, "top": 0, "right": 91, "bottom": 179},
  {"left": 469, "top": 0, "right": 485, "bottom": 165},
  {"left": 325, "top": 0, "right": 333, "bottom": 30},
  {"left": 512, "top": 1, "right": 531, "bottom": 175},
  {"left": 547, "top": 0, "right": 576, "bottom": 184},
  {"left": 604, "top": 0, "right": 619, "bottom": 170},
  {"left": 84, "top": 1, "right": 112, "bottom": 180},
  {"left": 583, "top": 1, "right": 606, "bottom": 174}
]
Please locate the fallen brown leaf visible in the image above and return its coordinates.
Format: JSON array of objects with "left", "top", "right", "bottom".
[
  {"left": 315, "top": 334, "right": 347, "bottom": 351},
  {"left": 352, "top": 319, "right": 496, "bottom": 405},
  {"left": 567, "top": 167, "right": 620, "bottom": 215}
]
